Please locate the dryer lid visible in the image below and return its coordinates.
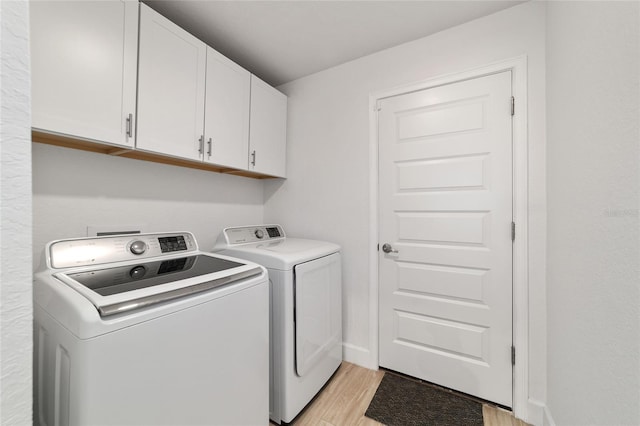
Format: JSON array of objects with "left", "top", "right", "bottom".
[
  {"left": 217, "top": 238, "right": 340, "bottom": 270},
  {"left": 215, "top": 225, "right": 340, "bottom": 270}
]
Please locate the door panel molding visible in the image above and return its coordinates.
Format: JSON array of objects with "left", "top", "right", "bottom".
[{"left": 368, "top": 55, "right": 530, "bottom": 420}]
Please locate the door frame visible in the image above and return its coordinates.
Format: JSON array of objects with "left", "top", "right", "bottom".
[{"left": 368, "top": 56, "right": 529, "bottom": 419}]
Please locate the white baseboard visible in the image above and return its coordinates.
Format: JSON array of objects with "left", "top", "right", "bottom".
[
  {"left": 342, "top": 342, "right": 377, "bottom": 370},
  {"left": 543, "top": 405, "right": 556, "bottom": 426},
  {"left": 526, "top": 400, "right": 544, "bottom": 426},
  {"left": 527, "top": 399, "right": 555, "bottom": 426}
]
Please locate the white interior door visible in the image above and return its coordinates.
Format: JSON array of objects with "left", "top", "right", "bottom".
[{"left": 378, "top": 71, "right": 513, "bottom": 407}]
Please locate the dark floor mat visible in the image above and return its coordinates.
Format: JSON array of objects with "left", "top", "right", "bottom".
[{"left": 365, "top": 372, "right": 484, "bottom": 426}]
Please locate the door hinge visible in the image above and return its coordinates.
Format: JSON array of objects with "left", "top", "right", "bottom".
[
  {"left": 374, "top": 101, "right": 382, "bottom": 112},
  {"left": 377, "top": 243, "right": 380, "bottom": 252},
  {"left": 511, "top": 346, "right": 516, "bottom": 365},
  {"left": 511, "top": 96, "right": 515, "bottom": 116},
  {"left": 511, "top": 221, "right": 516, "bottom": 241}
]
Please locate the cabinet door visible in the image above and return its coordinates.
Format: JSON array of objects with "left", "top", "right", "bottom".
[
  {"left": 204, "top": 47, "right": 251, "bottom": 169},
  {"left": 31, "top": 0, "right": 138, "bottom": 147},
  {"left": 249, "top": 76, "right": 287, "bottom": 177},
  {"left": 136, "top": 3, "right": 206, "bottom": 161}
]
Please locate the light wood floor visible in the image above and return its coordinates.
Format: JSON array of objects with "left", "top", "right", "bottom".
[{"left": 275, "top": 362, "right": 529, "bottom": 426}]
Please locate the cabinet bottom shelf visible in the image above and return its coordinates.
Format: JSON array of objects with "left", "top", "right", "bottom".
[{"left": 32, "top": 130, "right": 277, "bottom": 180}]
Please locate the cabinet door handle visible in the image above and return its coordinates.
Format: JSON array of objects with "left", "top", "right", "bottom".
[
  {"left": 126, "top": 113, "right": 133, "bottom": 138},
  {"left": 207, "top": 138, "right": 212, "bottom": 157},
  {"left": 198, "top": 135, "right": 204, "bottom": 155},
  {"left": 250, "top": 150, "right": 256, "bottom": 166}
]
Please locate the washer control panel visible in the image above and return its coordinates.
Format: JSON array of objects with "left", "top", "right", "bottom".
[
  {"left": 48, "top": 232, "right": 197, "bottom": 269},
  {"left": 224, "top": 225, "right": 285, "bottom": 245}
]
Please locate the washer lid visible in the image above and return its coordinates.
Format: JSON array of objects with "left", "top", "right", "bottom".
[
  {"left": 219, "top": 238, "right": 340, "bottom": 270},
  {"left": 54, "top": 252, "right": 262, "bottom": 317}
]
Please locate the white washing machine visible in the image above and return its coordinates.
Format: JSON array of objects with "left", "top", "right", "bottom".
[
  {"left": 215, "top": 225, "right": 342, "bottom": 424},
  {"left": 34, "top": 232, "right": 269, "bottom": 426}
]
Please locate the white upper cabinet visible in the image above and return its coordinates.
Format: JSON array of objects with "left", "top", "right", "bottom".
[
  {"left": 136, "top": 3, "right": 206, "bottom": 161},
  {"left": 31, "top": 0, "right": 138, "bottom": 147},
  {"left": 31, "top": 1, "right": 287, "bottom": 178},
  {"left": 204, "top": 48, "right": 251, "bottom": 170},
  {"left": 249, "top": 76, "right": 287, "bottom": 178}
]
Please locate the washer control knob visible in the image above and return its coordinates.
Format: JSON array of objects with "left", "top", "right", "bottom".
[
  {"left": 254, "top": 229, "right": 264, "bottom": 239},
  {"left": 130, "top": 241, "right": 147, "bottom": 255},
  {"left": 129, "top": 265, "right": 147, "bottom": 279}
]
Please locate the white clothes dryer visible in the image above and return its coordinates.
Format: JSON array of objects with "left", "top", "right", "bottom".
[{"left": 215, "top": 225, "right": 342, "bottom": 424}]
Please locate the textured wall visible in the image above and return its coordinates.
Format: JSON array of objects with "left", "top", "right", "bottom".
[
  {"left": 1, "top": 1, "right": 33, "bottom": 424},
  {"left": 546, "top": 2, "right": 640, "bottom": 425},
  {"left": 266, "top": 2, "right": 547, "bottom": 421}
]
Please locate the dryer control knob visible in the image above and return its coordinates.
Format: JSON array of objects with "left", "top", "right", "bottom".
[
  {"left": 254, "top": 229, "right": 264, "bottom": 239},
  {"left": 130, "top": 240, "right": 147, "bottom": 255}
]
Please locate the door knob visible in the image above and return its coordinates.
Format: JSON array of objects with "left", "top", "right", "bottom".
[{"left": 382, "top": 243, "right": 398, "bottom": 254}]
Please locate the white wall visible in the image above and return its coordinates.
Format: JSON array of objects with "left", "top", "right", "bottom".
[
  {"left": 1, "top": 1, "right": 33, "bottom": 424},
  {"left": 32, "top": 143, "right": 265, "bottom": 264},
  {"left": 546, "top": 2, "right": 640, "bottom": 425},
  {"left": 265, "top": 1, "right": 547, "bottom": 422}
]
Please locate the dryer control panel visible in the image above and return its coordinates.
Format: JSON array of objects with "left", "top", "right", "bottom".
[{"left": 223, "top": 225, "right": 285, "bottom": 245}]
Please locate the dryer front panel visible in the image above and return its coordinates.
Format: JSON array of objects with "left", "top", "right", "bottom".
[{"left": 294, "top": 252, "right": 342, "bottom": 377}]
